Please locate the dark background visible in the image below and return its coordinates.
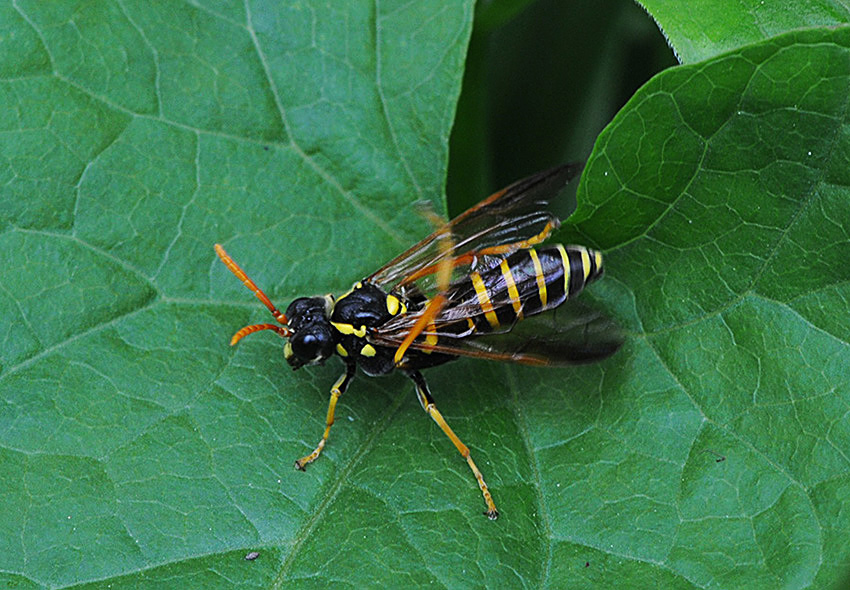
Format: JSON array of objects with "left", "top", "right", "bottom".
[{"left": 446, "top": 0, "right": 677, "bottom": 215}]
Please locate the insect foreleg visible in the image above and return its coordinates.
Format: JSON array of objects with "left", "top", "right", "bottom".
[
  {"left": 295, "top": 361, "right": 356, "bottom": 470},
  {"left": 406, "top": 370, "right": 499, "bottom": 519}
]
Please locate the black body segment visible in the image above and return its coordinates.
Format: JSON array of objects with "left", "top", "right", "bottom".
[
  {"left": 445, "top": 244, "right": 603, "bottom": 334},
  {"left": 329, "top": 281, "right": 455, "bottom": 376},
  {"left": 373, "top": 244, "right": 609, "bottom": 365}
]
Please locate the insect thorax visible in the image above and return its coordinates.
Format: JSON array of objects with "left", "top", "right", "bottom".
[{"left": 327, "top": 282, "right": 400, "bottom": 375}]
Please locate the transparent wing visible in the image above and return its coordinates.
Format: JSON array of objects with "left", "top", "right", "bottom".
[
  {"left": 372, "top": 300, "right": 623, "bottom": 367},
  {"left": 366, "top": 163, "right": 583, "bottom": 293}
]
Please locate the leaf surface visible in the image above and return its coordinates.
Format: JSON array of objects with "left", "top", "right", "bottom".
[
  {"left": 0, "top": 3, "right": 848, "bottom": 590},
  {"left": 639, "top": 0, "right": 850, "bottom": 62},
  {"left": 563, "top": 26, "right": 850, "bottom": 589}
]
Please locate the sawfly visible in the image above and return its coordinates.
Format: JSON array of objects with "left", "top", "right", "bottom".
[{"left": 216, "top": 163, "right": 621, "bottom": 519}]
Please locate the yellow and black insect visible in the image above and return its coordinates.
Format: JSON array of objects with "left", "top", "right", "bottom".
[{"left": 215, "top": 163, "right": 621, "bottom": 519}]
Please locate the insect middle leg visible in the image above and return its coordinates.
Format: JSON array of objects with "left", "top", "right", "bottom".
[
  {"left": 295, "top": 361, "right": 356, "bottom": 470},
  {"left": 407, "top": 370, "right": 499, "bottom": 519}
]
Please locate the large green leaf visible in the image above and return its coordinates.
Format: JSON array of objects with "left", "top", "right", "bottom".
[
  {"left": 0, "top": 0, "right": 475, "bottom": 587},
  {"left": 638, "top": 0, "right": 850, "bottom": 63},
  {"left": 563, "top": 27, "right": 850, "bottom": 589},
  {"left": 1, "top": 3, "right": 849, "bottom": 590}
]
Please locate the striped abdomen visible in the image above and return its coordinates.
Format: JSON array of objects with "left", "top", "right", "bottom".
[{"left": 445, "top": 245, "right": 604, "bottom": 333}]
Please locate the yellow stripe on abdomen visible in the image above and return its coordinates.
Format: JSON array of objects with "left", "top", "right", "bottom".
[
  {"left": 556, "top": 244, "right": 571, "bottom": 300},
  {"left": 425, "top": 320, "right": 438, "bottom": 348},
  {"left": 528, "top": 248, "right": 547, "bottom": 308},
  {"left": 499, "top": 258, "right": 523, "bottom": 319},
  {"left": 471, "top": 272, "right": 500, "bottom": 328},
  {"left": 581, "top": 248, "right": 591, "bottom": 280}
]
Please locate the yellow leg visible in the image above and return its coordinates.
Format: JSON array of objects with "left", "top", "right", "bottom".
[
  {"left": 394, "top": 208, "right": 455, "bottom": 366},
  {"left": 295, "top": 363, "right": 356, "bottom": 470},
  {"left": 393, "top": 293, "right": 446, "bottom": 365},
  {"left": 408, "top": 370, "right": 499, "bottom": 519}
]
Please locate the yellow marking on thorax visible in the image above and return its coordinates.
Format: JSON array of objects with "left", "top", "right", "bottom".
[
  {"left": 335, "top": 282, "right": 363, "bottom": 305},
  {"left": 336, "top": 343, "right": 349, "bottom": 357},
  {"left": 594, "top": 250, "right": 603, "bottom": 273},
  {"left": 471, "top": 272, "right": 500, "bottom": 328},
  {"left": 581, "top": 248, "right": 591, "bottom": 280},
  {"left": 556, "top": 245, "right": 571, "bottom": 298},
  {"left": 499, "top": 258, "right": 523, "bottom": 319},
  {"left": 386, "top": 294, "right": 406, "bottom": 316},
  {"left": 528, "top": 249, "right": 547, "bottom": 307},
  {"left": 360, "top": 343, "right": 377, "bottom": 357},
  {"left": 331, "top": 322, "right": 367, "bottom": 338}
]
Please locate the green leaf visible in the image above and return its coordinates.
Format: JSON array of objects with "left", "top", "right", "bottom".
[
  {"left": 564, "top": 26, "right": 850, "bottom": 589},
  {"left": 638, "top": 0, "right": 850, "bottom": 63},
  {"left": 1, "top": 3, "right": 849, "bottom": 590},
  {"left": 472, "top": 0, "right": 539, "bottom": 32},
  {"left": 0, "top": 0, "right": 475, "bottom": 587}
]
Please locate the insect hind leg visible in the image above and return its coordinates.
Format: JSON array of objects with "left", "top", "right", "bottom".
[
  {"left": 393, "top": 207, "right": 454, "bottom": 366},
  {"left": 406, "top": 370, "right": 499, "bottom": 519}
]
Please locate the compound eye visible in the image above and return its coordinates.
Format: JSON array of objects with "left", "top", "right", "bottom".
[
  {"left": 288, "top": 327, "right": 333, "bottom": 368},
  {"left": 294, "top": 332, "right": 322, "bottom": 358}
]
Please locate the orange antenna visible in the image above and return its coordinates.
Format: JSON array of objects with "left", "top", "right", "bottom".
[
  {"left": 229, "top": 323, "right": 290, "bottom": 345},
  {"left": 215, "top": 244, "right": 291, "bottom": 343}
]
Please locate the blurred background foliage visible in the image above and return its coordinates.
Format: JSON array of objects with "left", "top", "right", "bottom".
[{"left": 447, "top": 0, "right": 677, "bottom": 215}]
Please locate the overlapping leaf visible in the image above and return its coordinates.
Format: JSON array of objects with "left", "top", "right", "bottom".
[
  {"left": 560, "top": 26, "right": 850, "bottom": 589},
  {"left": 638, "top": 0, "right": 850, "bottom": 62}
]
